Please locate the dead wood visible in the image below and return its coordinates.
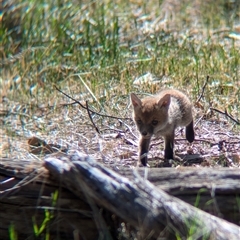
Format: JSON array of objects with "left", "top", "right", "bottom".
[
  {"left": 115, "top": 166, "right": 240, "bottom": 226},
  {"left": 43, "top": 152, "right": 240, "bottom": 239},
  {"left": 1, "top": 154, "right": 240, "bottom": 239},
  {"left": 0, "top": 158, "right": 99, "bottom": 240}
]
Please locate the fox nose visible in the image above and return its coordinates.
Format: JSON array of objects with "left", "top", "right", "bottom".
[{"left": 142, "top": 131, "right": 148, "bottom": 136}]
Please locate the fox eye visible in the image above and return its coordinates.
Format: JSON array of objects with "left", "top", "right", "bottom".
[
  {"left": 136, "top": 119, "right": 142, "bottom": 124},
  {"left": 151, "top": 120, "right": 158, "bottom": 126}
]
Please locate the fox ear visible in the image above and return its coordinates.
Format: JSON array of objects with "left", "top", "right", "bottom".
[
  {"left": 130, "top": 93, "right": 142, "bottom": 107},
  {"left": 158, "top": 94, "right": 171, "bottom": 108}
]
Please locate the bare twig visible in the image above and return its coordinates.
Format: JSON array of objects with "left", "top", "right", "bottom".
[
  {"left": 85, "top": 101, "right": 100, "bottom": 134},
  {"left": 55, "top": 86, "right": 132, "bottom": 121},
  {"left": 118, "top": 119, "right": 138, "bottom": 139},
  {"left": 196, "top": 75, "right": 209, "bottom": 103},
  {"left": 194, "top": 115, "right": 204, "bottom": 127},
  {"left": 175, "top": 138, "right": 213, "bottom": 144},
  {"left": 210, "top": 107, "right": 240, "bottom": 125}
]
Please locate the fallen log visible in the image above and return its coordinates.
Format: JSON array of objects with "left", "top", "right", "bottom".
[
  {"left": 0, "top": 158, "right": 98, "bottom": 240},
  {"left": 44, "top": 152, "right": 240, "bottom": 239},
  {"left": 1, "top": 154, "right": 240, "bottom": 239},
  {"left": 115, "top": 166, "right": 240, "bottom": 225}
]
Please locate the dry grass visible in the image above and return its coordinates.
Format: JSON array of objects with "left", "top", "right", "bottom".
[{"left": 1, "top": 0, "right": 240, "bottom": 168}]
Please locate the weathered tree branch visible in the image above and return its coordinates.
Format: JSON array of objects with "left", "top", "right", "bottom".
[
  {"left": 210, "top": 107, "right": 240, "bottom": 125},
  {"left": 1, "top": 155, "right": 240, "bottom": 239},
  {"left": 43, "top": 152, "right": 240, "bottom": 239}
]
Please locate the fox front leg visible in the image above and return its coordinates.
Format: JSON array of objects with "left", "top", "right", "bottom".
[{"left": 138, "top": 137, "right": 151, "bottom": 166}]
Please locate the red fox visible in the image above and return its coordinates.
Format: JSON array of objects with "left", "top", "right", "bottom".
[{"left": 130, "top": 89, "right": 194, "bottom": 166}]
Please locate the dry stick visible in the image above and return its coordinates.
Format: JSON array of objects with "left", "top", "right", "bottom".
[
  {"left": 118, "top": 119, "right": 138, "bottom": 139},
  {"left": 85, "top": 100, "right": 100, "bottom": 134},
  {"left": 196, "top": 75, "right": 209, "bottom": 103},
  {"left": 194, "top": 115, "right": 204, "bottom": 127},
  {"left": 195, "top": 75, "right": 239, "bottom": 125},
  {"left": 175, "top": 138, "right": 213, "bottom": 144},
  {"left": 55, "top": 86, "right": 131, "bottom": 121},
  {"left": 210, "top": 107, "right": 240, "bottom": 125},
  {"left": 179, "top": 76, "right": 208, "bottom": 129}
]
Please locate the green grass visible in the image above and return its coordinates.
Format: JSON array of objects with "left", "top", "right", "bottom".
[
  {"left": 1, "top": 1, "right": 239, "bottom": 111},
  {"left": 9, "top": 223, "right": 18, "bottom": 240}
]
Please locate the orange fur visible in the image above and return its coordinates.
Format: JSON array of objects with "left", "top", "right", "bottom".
[{"left": 130, "top": 89, "right": 194, "bottom": 166}]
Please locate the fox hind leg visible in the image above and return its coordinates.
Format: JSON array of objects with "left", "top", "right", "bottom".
[
  {"left": 164, "top": 134, "right": 174, "bottom": 160},
  {"left": 186, "top": 121, "right": 194, "bottom": 143}
]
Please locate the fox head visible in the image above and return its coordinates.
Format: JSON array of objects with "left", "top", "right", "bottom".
[{"left": 130, "top": 93, "right": 171, "bottom": 138}]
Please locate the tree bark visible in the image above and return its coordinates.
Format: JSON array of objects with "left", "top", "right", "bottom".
[
  {"left": 1, "top": 154, "right": 240, "bottom": 239},
  {"left": 43, "top": 152, "right": 240, "bottom": 239},
  {"left": 115, "top": 166, "right": 240, "bottom": 226}
]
